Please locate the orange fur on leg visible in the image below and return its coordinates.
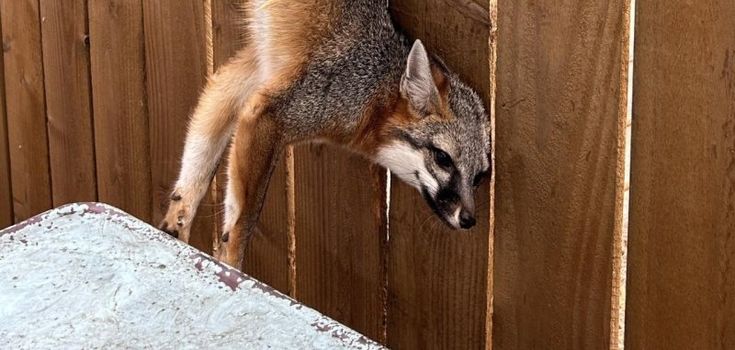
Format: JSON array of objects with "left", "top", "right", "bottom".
[
  {"left": 159, "top": 47, "right": 260, "bottom": 242},
  {"left": 216, "top": 114, "right": 283, "bottom": 267}
]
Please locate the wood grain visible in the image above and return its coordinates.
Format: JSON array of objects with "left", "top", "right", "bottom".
[
  {"left": 143, "top": 0, "right": 213, "bottom": 253},
  {"left": 487, "top": 1, "right": 498, "bottom": 348},
  {"left": 40, "top": 0, "right": 97, "bottom": 206},
  {"left": 0, "top": 0, "right": 52, "bottom": 222},
  {"left": 243, "top": 151, "right": 292, "bottom": 294},
  {"left": 388, "top": 1, "right": 492, "bottom": 348},
  {"left": 493, "top": 0, "right": 629, "bottom": 348},
  {"left": 294, "top": 145, "right": 387, "bottom": 342},
  {"left": 609, "top": 1, "right": 634, "bottom": 348},
  {"left": 0, "top": 8, "right": 11, "bottom": 228},
  {"left": 388, "top": 182, "right": 491, "bottom": 350},
  {"left": 212, "top": 0, "right": 245, "bottom": 69},
  {"left": 211, "top": 0, "right": 292, "bottom": 293},
  {"left": 89, "top": 0, "right": 151, "bottom": 221},
  {"left": 625, "top": 1, "right": 735, "bottom": 349}
]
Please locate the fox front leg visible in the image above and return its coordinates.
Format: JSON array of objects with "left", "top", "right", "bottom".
[
  {"left": 216, "top": 115, "right": 283, "bottom": 268},
  {"left": 157, "top": 51, "right": 258, "bottom": 241}
]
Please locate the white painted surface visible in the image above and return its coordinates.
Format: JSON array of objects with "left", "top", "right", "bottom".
[{"left": 0, "top": 203, "right": 383, "bottom": 350}]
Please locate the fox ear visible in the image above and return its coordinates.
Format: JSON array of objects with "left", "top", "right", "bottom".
[{"left": 401, "top": 40, "right": 440, "bottom": 116}]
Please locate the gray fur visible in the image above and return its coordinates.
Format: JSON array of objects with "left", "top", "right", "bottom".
[
  {"left": 268, "top": 0, "right": 490, "bottom": 228},
  {"left": 389, "top": 73, "right": 490, "bottom": 228},
  {"left": 401, "top": 40, "right": 440, "bottom": 115},
  {"left": 270, "top": 0, "right": 407, "bottom": 140}
]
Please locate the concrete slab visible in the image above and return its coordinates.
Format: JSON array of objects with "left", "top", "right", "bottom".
[{"left": 0, "top": 203, "right": 384, "bottom": 349}]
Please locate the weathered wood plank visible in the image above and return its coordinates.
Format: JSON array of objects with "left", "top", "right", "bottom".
[
  {"left": 143, "top": 0, "right": 213, "bottom": 253},
  {"left": 0, "top": 7, "right": 11, "bottom": 228},
  {"left": 0, "top": 0, "right": 52, "bottom": 222},
  {"left": 388, "top": 1, "right": 492, "bottom": 348},
  {"left": 243, "top": 152, "right": 292, "bottom": 295},
  {"left": 609, "top": 2, "right": 634, "bottom": 348},
  {"left": 294, "top": 145, "right": 387, "bottom": 342},
  {"left": 487, "top": 1, "right": 498, "bottom": 348},
  {"left": 40, "top": 0, "right": 97, "bottom": 206},
  {"left": 492, "top": 0, "right": 630, "bottom": 348},
  {"left": 625, "top": 1, "right": 735, "bottom": 349},
  {"left": 388, "top": 183, "right": 491, "bottom": 350},
  {"left": 211, "top": 0, "right": 293, "bottom": 294},
  {"left": 212, "top": 0, "right": 245, "bottom": 69},
  {"left": 89, "top": 0, "right": 151, "bottom": 221}
]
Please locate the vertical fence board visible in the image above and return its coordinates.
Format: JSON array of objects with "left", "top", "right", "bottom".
[
  {"left": 493, "top": 0, "right": 629, "bottom": 348},
  {"left": 143, "top": 0, "right": 213, "bottom": 253},
  {"left": 243, "top": 155, "right": 291, "bottom": 294},
  {"left": 212, "top": 0, "right": 292, "bottom": 293},
  {"left": 388, "top": 1, "right": 492, "bottom": 348},
  {"left": 294, "top": 145, "right": 387, "bottom": 342},
  {"left": 487, "top": 1, "right": 498, "bottom": 348},
  {"left": 40, "top": 0, "right": 97, "bottom": 206},
  {"left": 89, "top": 0, "right": 151, "bottom": 221},
  {"left": 212, "top": 0, "right": 244, "bottom": 68},
  {"left": 0, "top": 8, "right": 11, "bottom": 228},
  {"left": 609, "top": 1, "right": 634, "bottom": 348},
  {"left": 0, "top": 0, "right": 52, "bottom": 222},
  {"left": 625, "top": 1, "right": 735, "bottom": 349}
]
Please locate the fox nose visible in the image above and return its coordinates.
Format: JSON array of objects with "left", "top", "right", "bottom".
[{"left": 459, "top": 210, "right": 476, "bottom": 229}]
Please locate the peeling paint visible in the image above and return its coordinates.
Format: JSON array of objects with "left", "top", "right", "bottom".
[{"left": 0, "top": 203, "right": 384, "bottom": 349}]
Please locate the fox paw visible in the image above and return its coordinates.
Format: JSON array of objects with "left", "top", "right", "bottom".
[
  {"left": 216, "top": 240, "right": 243, "bottom": 268},
  {"left": 158, "top": 192, "right": 194, "bottom": 242}
]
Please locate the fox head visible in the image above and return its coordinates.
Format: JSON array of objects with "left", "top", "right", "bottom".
[{"left": 375, "top": 40, "right": 491, "bottom": 230}]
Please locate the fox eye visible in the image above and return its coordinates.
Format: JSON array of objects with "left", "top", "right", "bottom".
[
  {"left": 473, "top": 171, "right": 488, "bottom": 187},
  {"left": 431, "top": 147, "right": 453, "bottom": 169}
]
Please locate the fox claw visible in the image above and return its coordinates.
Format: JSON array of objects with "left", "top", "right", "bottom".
[
  {"left": 160, "top": 194, "right": 194, "bottom": 242},
  {"left": 158, "top": 221, "right": 180, "bottom": 239}
]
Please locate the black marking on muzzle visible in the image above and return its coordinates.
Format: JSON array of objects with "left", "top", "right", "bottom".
[{"left": 420, "top": 185, "right": 457, "bottom": 230}]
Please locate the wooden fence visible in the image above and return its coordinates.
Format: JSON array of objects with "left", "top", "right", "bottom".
[{"left": 0, "top": 0, "right": 733, "bottom": 349}]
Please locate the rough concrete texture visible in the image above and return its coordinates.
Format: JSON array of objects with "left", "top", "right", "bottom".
[{"left": 0, "top": 203, "right": 383, "bottom": 349}]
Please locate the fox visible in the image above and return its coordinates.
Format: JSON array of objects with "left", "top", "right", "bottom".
[{"left": 159, "top": 0, "right": 491, "bottom": 267}]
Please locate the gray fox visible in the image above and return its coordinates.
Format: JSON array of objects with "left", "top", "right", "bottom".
[{"left": 159, "top": 0, "right": 491, "bottom": 267}]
